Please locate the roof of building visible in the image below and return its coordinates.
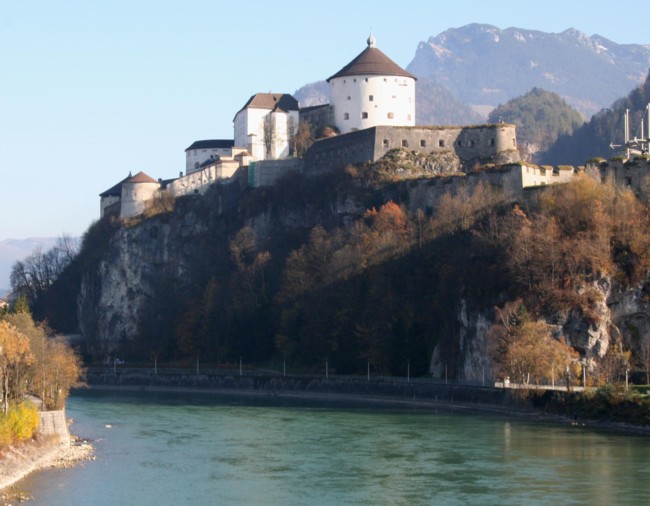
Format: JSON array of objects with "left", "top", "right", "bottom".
[
  {"left": 125, "top": 171, "right": 158, "bottom": 184},
  {"left": 199, "top": 155, "right": 222, "bottom": 168},
  {"left": 300, "top": 103, "right": 329, "bottom": 113},
  {"left": 327, "top": 35, "right": 416, "bottom": 82},
  {"left": 159, "top": 178, "right": 177, "bottom": 189},
  {"left": 185, "top": 139, "right": 235, "bottom": 151},
  {"left": 99, "top": 174, "right": 132, "bottom": 198},
  {"left": 234, "top": 93, "right": 299, "bottom": 117}
]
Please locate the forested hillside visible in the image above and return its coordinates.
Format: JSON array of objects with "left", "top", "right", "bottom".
[
  {"left": 24, "top": 162, "right": 650, "bottom": 385},
  {"left": 488, "top": 88, "right": 584, "bottom": 162}
]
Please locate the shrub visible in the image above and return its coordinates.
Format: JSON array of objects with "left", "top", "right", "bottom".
[{"left": 0, "top": 402, "right": 39, "bottom": 448}]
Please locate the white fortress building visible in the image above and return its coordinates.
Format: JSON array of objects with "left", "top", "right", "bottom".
[
  {"left": 234, "top": 93, "right": 300, "bottom": 160},
  {"left": 100, "top": 35, "right": 565, "bottom": 221},
  {"left": 327, "top": 34, "right": 416, "bottom": 134},
  {"left": 185, "top": 139, "right": 235, "bottom": 173}
]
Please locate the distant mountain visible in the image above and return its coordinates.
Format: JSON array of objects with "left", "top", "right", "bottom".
[
  {"left": 294, "top": 77, "right": 483, "bottom": 126},
  {"left": 294, "top": 81, "right": 328, "bottom": 108},
  {"left": 0, "top": 237, "right": 58, "bottom": 293},
  {"left": 541, "top": 71, "right": 650, "bottom": 165},
  {"left": 407, "top": 24, "right": 650, "bottom": 117},
  {"left": 487, "top": 88, "right": 584, "bottom": 162}
]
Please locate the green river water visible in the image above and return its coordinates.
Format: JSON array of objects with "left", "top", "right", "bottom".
[{"left": 15, "top": 390, "right": 650, "bottom": 505}]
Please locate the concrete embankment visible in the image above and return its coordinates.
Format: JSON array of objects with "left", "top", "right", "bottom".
[{"left": 84, "top": 367, "right": 538, "bottom": 415}]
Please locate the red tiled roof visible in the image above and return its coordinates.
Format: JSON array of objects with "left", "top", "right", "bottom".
[{"left": 125, "top": 171, "right": 158, "bottom": 184}]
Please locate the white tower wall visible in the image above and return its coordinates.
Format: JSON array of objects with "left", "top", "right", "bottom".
[{"left": 330, "top": 75, "right": 415, "bottom": 134}]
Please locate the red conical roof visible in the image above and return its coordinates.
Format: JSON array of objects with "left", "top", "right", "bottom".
[{"left": 327, "top": 36, "right": 416, "bottom": 82}]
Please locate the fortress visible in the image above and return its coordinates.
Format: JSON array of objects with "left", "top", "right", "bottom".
[{"left": 99, "top": 35, "right": 640, "bottom": 220}]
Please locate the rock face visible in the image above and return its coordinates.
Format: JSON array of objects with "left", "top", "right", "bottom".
[
  {"left": 78, "top": 212, "right": 204, "bottom": 357},
  {"left": 431, "top": 275, "right": 650, "bottom": 382},
  {"left": 76, "top": 170, "right": 650, "bottom": 378}
]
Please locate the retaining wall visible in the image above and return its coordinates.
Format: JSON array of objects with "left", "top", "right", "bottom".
[
  {"left": 38, "top": 410, "right": 69, "bottom": 445},
  {"left": 85, "top": 368, "right": 537, "bottom": 413}
]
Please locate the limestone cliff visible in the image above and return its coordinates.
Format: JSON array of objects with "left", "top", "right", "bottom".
[
  {"left": 73, "top": 166, "right": 650, "bottom": 381},
  {"left": 430, "top": 276, "right": 650, "bottom": 382}
]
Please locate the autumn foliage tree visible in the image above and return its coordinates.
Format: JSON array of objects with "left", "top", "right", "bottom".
[
  {"left": 0, "top": 321, "right": 33, "bottom": 416},
  {"left": 488, "top": 300, "right": 578, "bottom": 387},
  {"left": 2, "top": 313, "right": 82, "bottom": 410}
]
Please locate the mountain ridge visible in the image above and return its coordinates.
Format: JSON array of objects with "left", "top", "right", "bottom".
[{"left": 407, "top": 23, "right": 650, "bottom": 117}]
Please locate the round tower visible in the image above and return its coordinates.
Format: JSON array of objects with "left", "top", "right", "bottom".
[
  {"left": 120, "top": 171, "right": 160, "bottom": 218},
  {"left": 327, "top": 35, "right": 416, "bottom": 134}
]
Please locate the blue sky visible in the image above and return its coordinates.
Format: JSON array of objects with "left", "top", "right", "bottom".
[{"left": 1, "top": 0, "right": 648, "bottom": 240}]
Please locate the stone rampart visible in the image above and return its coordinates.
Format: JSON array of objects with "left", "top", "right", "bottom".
[
  {"left": 590, "top": 158, "right": 650, "bottom": 195},
  {"left": 251, "top": 158, "right": 303, "bottom": 187},
  {"left": 303, "top": 124, "right": 517, "bottom": 175},
  {"left": 304, "top": 128, "right": 377, "bottom": 175}
]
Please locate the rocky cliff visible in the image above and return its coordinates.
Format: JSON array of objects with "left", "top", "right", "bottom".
[{"left": 73, "top": 167, "right": 650, "bottom": 383}]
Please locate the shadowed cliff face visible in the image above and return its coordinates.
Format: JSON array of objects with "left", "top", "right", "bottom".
[{"left": 71, "top": 168, "right": 650, "bottom": 381}]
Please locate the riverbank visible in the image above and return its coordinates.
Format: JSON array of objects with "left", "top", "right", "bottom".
[
  {"left": 85, "top": 366, "right": 650, "bottom": 435},
  {"left": 0, "top": 431, "right": 94, "bottom": 498},
  {"left": 81, "top": 382, "right": 650, "bottom": 436}
]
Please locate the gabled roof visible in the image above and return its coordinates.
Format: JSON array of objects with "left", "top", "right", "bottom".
[
  {"left": 327, "top": 35, "right": 416, "bottom": 82},
  {"left": 234, "top": 93, "right": 299, "bottom": 118},
  {"left": 185, "top": 139, "right": 234, "bottom": 151}
]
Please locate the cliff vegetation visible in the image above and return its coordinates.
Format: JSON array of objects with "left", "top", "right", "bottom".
[{"left": 20, "top": 163, "right": 650, "bottom": 396}]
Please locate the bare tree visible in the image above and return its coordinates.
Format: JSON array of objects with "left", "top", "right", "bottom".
[
  {"left": 639, "top": 332, "right": 650, "bottom": 384},
  {"left": 10, "top": 235, "right": 78, "bottom": 308},
  {"left": 263, "top": 113, "right": 275, "bottom": 159}
]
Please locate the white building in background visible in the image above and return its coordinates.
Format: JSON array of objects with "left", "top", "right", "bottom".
[
  {"left": 185, "top": 139, "right": 235, "bottom": 174},
  {"left": 327, "top": 34, "right": 416, "bottom": 134},
  {"left": 233, "top": 93, "right": 300, "bottom": 160}
]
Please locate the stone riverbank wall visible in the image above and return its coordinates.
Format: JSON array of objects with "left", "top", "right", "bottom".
[
  {"left": 38, "top": 410, "right": 70, "bottom": 444},
  {"left": 85, "top": 367, "right": 539, "bottom": 413}
]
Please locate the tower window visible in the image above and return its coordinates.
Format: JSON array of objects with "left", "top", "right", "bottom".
[
  {"left": 344, "top": 113, "right": 350, "bottom": 120},
  {"left": 361, "top": 112, "right": 368, "bottom": 119},
  {"left": 353, "top": 78, "right": 357, "bottom": 82},
  {"left": 489, "top": 139, "right": 495, "bottom": 146},
  {"left": 420, "top": 140, "right": 427, "bottom": 148},
  {"left": 365, "top": 78, "right": 368, "bottom": 82},
  {"left": 387, "top": 112, "right": 394, "bottom": 119},
  {"left": 439, "top": 140, "right": 445, "bottom": 147},
  {"left": 347, "top": 96, "right": 351, "bottom": 100},
  {"left": 369, "top": 95, "right": 374, "bottom": 101},
  {"left": 402, "top": 140, "right": 409, "bottom": 147},
  {"left": 383, "top": 139, "right": 390, "bottom": 148}
]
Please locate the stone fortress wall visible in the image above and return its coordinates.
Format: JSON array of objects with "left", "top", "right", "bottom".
[
  {"left": 592, "top": 157, "right": 650, "bottom": 193},
  {"left": 304, "top": 124, "right": 517, "bottom": 175}
]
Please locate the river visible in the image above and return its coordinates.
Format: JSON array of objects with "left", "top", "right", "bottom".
[{"left": 15, "top": 390, "right": 650, "bottom": 505}]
